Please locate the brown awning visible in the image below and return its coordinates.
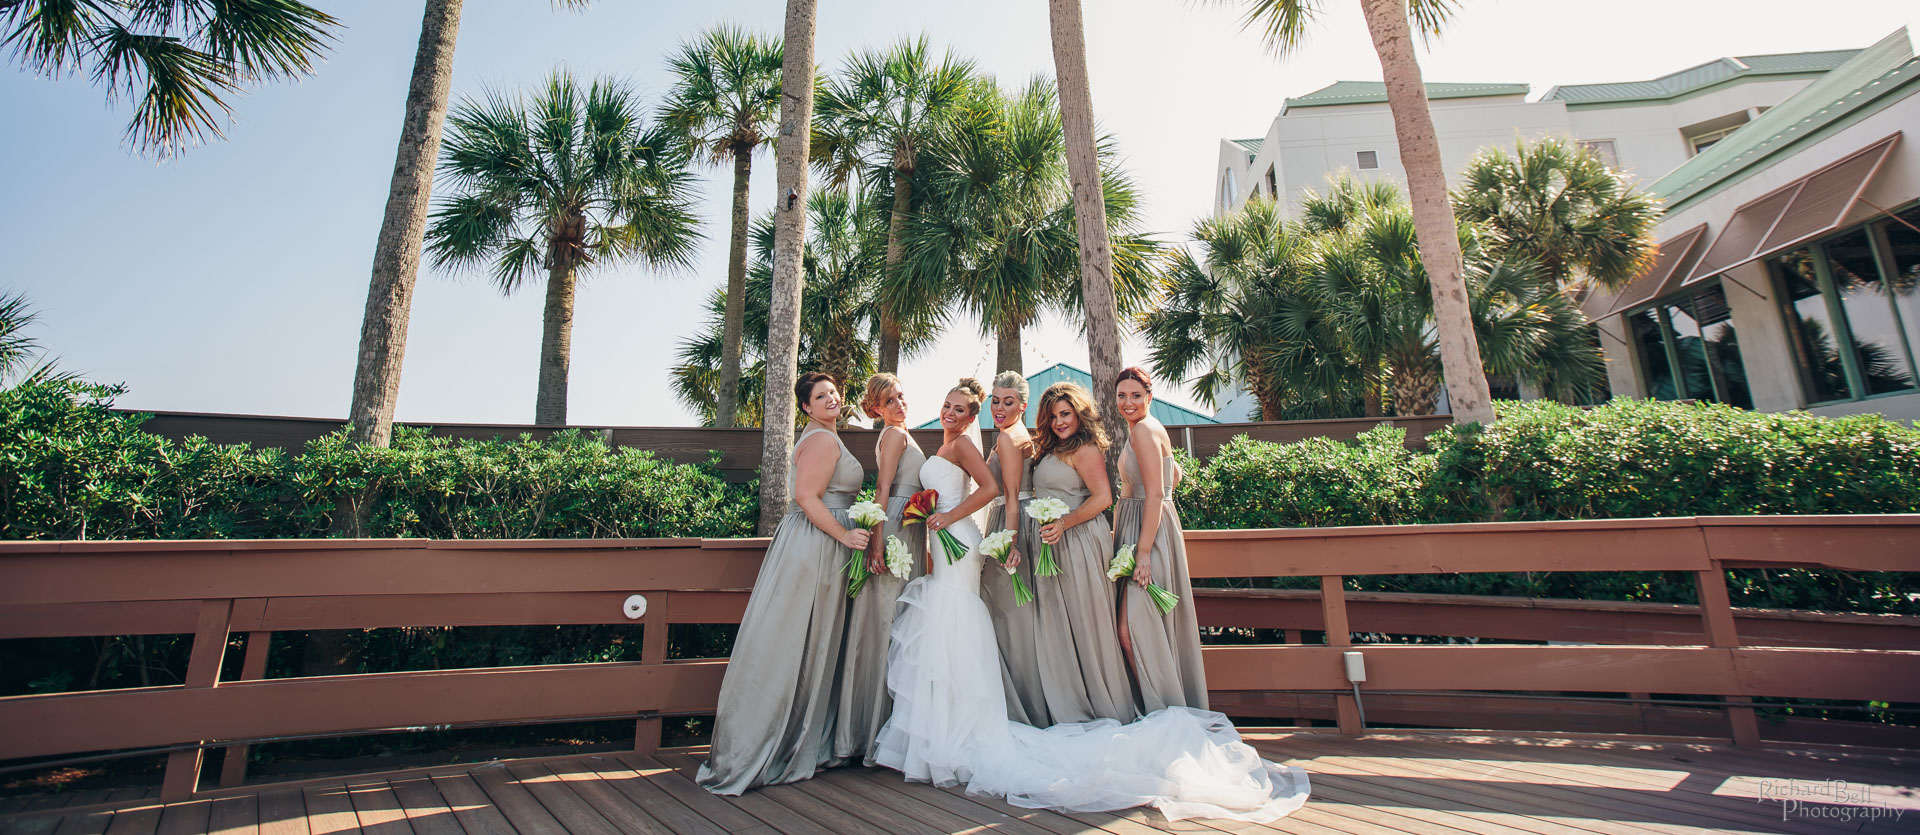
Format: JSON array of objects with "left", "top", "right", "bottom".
[
  {"left": 1597, "top": 223, "right": 1709, "bottom": 318},
  {"left": 1678, "top": 132, "right": 1901, "bottom": 287}
]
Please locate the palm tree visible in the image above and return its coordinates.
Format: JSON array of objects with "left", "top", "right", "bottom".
[
  {"left": 758, "top": 0, "right": 820, "bottom": 535},
  {"left": 1222, "top": 0, "right": 1496, "bottom": 425},
  {"left": 673, "top": 192, "right": 882, "bottom": 426},
  {"left": 813, "top": 36, "right": 975, "bottom": 374},
  {"left": 1453, "top": 136, "right": 1661, "bottom": 294},
  {"left": 1047, "top": 0, "right": 1131, "bottom": 462},
  {"left": 3, "top": 0, "right": 339, "bottom": 158},
  {"left": 905, "top": 77, "right": 1159, "bottom": 376},
  {"left": 0, "top": 292, "right": 67, "bottom": 388},
  {"left": 661, "top": 25, "right": 783, "bottom": 430},
  {"left": 425, "top": 71, "right": 700, "bottom": 425}
]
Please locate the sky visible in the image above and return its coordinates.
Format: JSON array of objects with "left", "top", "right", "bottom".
[{"left": 4, "top": 1, "right": 1916, "bottom": 431}]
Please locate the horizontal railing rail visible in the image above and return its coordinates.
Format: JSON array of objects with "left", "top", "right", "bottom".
[{"left": 0, "top": 514, "right": 1915, "bottom": 802}]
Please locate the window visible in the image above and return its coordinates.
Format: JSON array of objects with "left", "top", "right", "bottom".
[
  {"left": 1578, "top": 139, "right": 1619, "bottom": 170},
  {"left": 1629, "top": 283, "right": 1750, "bottom": 407},
  {"left": 1356, "top": 150, "right": 1379, "bottom": 170},
  {"left": 1219, "top": 168, "right": 1237, "bottom": 211},
  {"left": 1770, "top": 210, "right": 1920, "bottom": 406},
  {"left": 1265, "top": 165, "right": 1279, "bottom": 198}
]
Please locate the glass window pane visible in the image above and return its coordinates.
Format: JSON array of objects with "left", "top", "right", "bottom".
[
  {"left": 1682, "top": 285, "right": 1752, "bottom": 408},
  {"left": 1823, "top": 229, "right": 1916, "bottom": 394},
  {"left": 1662, "top": 300, "right": 1711, "bottom": 401},
  {"left": 1630, "top": 309, "right": 1677, "bottom": 400},
  {"left": 1880, "top": 206, "right": 1920, "bottom": 374},
  {"left": 1773, "top": 248, "right": 1852, "bottom": 402}
]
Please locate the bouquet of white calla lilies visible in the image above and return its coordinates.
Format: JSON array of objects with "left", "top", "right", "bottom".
[
  {"left": 1107, "top": 543, "right": 1181, "bottom": 614},
  {"left": 844, "top": 500, "right": 889, "bottom": 597},
  {"left": 977, "top": 529, "right": 1031, "bottom": 606},
  {"left": 1024, "top": 496, "right": 1071, "bottom": 577},
  {"left": 883, "top": 535, "right": 913, "bottom": 581}
]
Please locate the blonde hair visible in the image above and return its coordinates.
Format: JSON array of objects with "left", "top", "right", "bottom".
[
  {"left": 950, "top": 377, "right": 986, "bottom": 417},
  {"left": 1034, "top": 382, "right": 1108, "bottom": 460},
  {"left": 861, "top": 372, "right": 901, "bottom": 421},
  {"left": 991, "top": 370, "right": 1028, "bottom": 403}
]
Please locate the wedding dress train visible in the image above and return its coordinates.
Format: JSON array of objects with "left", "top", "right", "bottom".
[{"left": 871, "top": 455, "right": 1311, "bottom": 823}]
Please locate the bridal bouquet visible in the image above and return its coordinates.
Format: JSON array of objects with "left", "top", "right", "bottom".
[
  {"left": 1024, "top": 496, "right": 1071, "bottom": 577},
  {"left": 1107, "top": 543, "right": 1180, "bottom": 614},
  {"left": 977, "top": 529, "right": 1032, "bottom": 606},
  {"left": 902, "top": 489, "right": 968, "bottom": 564},
  {"left": 883, "top": 535, "right": 913, "bottom": 581},
  {"left": 844, "top": 500, "right": 888, "bottom": 597}
]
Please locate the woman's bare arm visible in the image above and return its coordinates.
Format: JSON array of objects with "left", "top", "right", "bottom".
[{"left": 794, "top": 434, "right": 868, "bottom": 551}]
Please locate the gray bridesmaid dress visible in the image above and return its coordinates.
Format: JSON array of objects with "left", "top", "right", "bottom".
[
  {"left": 1029, "top": 452, "right": 1137, "bottom": 724},
  {"left": 834, "top": 427, "right": 927, "bottom": 764},
  {"left": 698, "top": 426, "right": 864, "bottom": 795},
  {"left": 1114, "top": 442, "right": 1209, "bottom": 713},
  {"left": 980, "top": 443, "right": 1050, "bottom": 727}
]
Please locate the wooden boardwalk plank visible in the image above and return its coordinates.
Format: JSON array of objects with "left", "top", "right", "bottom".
[
  {"left": 644, "top": 754, "right": 833, "bottom": 835},
  {"left": 837, "top": 765, "right": 1075, "bottom": 835},
  {"left": 608, "top": 757, "right": 762, "bottom": 835},
  {"left": 343, "top": 782, "right": 413, "bottom": 835},
  {"left": 528, "top": 761, "right": 673, "bottom": 835},
  {"left": 207, "top": 795, "right": 258, "bottom": 835},
  {"left": 102, "top": 803, "right": 163, "bottom": 835},
  {"left": 463, "top": 767, "right": 566, "bottom": 835},
  {"left": 497, "top": 761, "right": 621, "bottom": 835},
  {"left": 49, "top": 807, "right": 113, "bottom": 835},
  {"left": 571, "top": 756, "right": 726, "bottom": 835},
  {"left": 815, "top": 767, "right": 1008, "bottom": 835},
  {"left": 255, "top": 789, "right": 308, "bottom": 835},
  {"left": 382, "top": 779, "right": 463, "bottom": 835},
  {"left": 424, "top": 775, "right": 516, "bottom": 835},
  {"left": 302, "top": 786, "right": 361, "bottom": 835},
  {"left": 798, "top": 771, "right": 945, "bottom": 835}
]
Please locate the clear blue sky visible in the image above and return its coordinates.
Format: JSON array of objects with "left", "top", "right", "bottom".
[{"left": 4, "top": 1, "right": 1914, "bottom": 429}]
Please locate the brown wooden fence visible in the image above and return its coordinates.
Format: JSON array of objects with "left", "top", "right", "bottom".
[
  {"left": 125, "top": 411, "right": 1453, "bottom": 481},
  {"left": 0, "top": 514, "right": 1914, "bottom": 803}
]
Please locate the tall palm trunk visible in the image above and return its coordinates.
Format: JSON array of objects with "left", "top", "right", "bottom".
[
  {"left": 878, "top": 167, "right": 913, "bottom": 373},
  {"left": 1359, "top": 0, "right": 1494, "bottom": 426},
  {"left": 335, "top": 0, "right": 462, "bottom": 540},
  {"left": 996, "top": 318, "right": 1022, "bottom": 376},
  {"left": 535, "top": 247, "right": 578, "bottom": 426},
  {"left": 1048, "top": 0, "right": 1127, "bottom": 473},
  {"left": 715, "top": 143, "right": 754, "bottom": 428},
  {"left": 758, "top": 0, "right": 818, "bottom": 535}
]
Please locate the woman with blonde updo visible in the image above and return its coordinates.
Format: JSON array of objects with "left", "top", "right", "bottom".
[
  {"left": 1027, "top": 382, "right": 1135, "bottom": 723},
  {"left": 980, "top": 370, "right": 1048, "bottom": 726},
  {"left": 835, "top": 373, "right": 928, "bottom": 764}
]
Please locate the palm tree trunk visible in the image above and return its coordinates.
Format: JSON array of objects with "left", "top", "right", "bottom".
[
  {"left": 1363, "top": 375, "right": 1383, "bottom": 417},
  {"left": 535, "top": 256, "right": 576, "bottom": 426},
  {"left": 879, "top": 167, "right": 913, "bottom": 373},
  {"left": 1358, "top": 0, "right": 1495, "bottom": 426},
  {"left": 715, "top": 143, "right": 754, "bottom": 428},
  {"left": 336, "top": 0, "right": 461, "bottom": 539},
  {"left": 758, "top": 0, "right": 818, "bottom": 535},
  {"left": 996, "top": 318, "right": 1022, "bottom": 376},
  {"left": 1048, "top": 0, "right": 1127, "bottom": 474}
]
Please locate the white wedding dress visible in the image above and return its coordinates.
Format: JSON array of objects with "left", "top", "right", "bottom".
[{"left": 872, "top": 454, "right": 1311, "bottom": 823}]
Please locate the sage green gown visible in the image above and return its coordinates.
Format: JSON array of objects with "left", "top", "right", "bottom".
[
  {"left": 1114, "top": 442, "right": 1209, "bottom": 713},
  {"left": 1029, "top": 453, "right": 1137, "bottom": 724},
  {"left": 980, "top": 444, "right": 1049, "bottom": 726},
  {"left": 698, "top": 426, "right": 863, "bottom": 795},
  {"left": 834, "top": 427, "right": 927, "bottom": 764}
]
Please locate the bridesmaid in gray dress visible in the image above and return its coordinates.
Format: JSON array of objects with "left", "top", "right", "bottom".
[
  {"left": 981, "top": 370, "right": 1049, "bottom": 726},
  {"left": 1030, "top": 382, "right": 1136, "bottom": 724},
  {"left": 835, "top": 373, "right": 927, "bottom": 764},
  {"left": 1112, "top": 367, "right": 1208, "bottom": 713},
  {"left": 699, "top": 373, "right": 870, "bottom": 795}
]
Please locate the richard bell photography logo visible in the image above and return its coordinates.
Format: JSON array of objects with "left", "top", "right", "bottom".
[{"left": 1756, "top": 778, "right": 1908, "bottom": 823}]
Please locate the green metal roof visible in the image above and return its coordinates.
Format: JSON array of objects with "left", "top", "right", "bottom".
[
  {"left": 914, "top": 363, "right": 1219, "bottom": 430},
  {"left": 1544, "top": 49, "right": 1862, "bottom": 108},
  {"left": 1283, "top": 81, "right": 1528, "bottom": 110},
  {"left": 1650, "top": 29, "right": 1918, "bottom": 213},
  {"left": 1230, "top": 138, "right": 1264, "bottom": 154}
]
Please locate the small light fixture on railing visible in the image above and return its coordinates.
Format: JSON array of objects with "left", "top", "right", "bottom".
[
  {"left": 623, "top": 594, "right": 648, "bottom": 620},
  {"left": 1343, "top": 650, "right": 1367, "bottom": 728}
]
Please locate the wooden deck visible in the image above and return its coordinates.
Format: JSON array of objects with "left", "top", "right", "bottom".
[{"left": 3, "top": 732, "right": 1915, "bottom": 835}]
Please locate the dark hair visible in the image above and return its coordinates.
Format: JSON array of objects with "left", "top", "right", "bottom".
[
  {"left": 1117, "top": 366, "right": 1153, "bottom": 393},
  {"left": 795, "top": 372, "right": 834, "bottom": 408},
  {"left": 1034, "top": 382, "right": 1108, "bottom": 460}
]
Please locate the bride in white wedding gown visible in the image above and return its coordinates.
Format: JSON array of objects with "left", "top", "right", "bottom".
[{"left": 871, "top": 402, "right": 1311, "bottom": 823}]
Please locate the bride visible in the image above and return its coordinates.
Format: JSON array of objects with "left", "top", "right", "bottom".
[{"left": 872, "top": 379, "right": 1311, "bottom": 823}]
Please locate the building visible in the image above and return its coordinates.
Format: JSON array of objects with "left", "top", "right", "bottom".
[
  {"left": 914, "top": 363, "right": 1219, "bottom": 429},
  {"left": 1588, "top": 28, "right": 1920, "bottom": 422}
]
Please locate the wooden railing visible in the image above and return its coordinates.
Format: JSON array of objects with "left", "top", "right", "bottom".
[{"left": 0, "top": 515, "right": 1915, "bottom": 802}]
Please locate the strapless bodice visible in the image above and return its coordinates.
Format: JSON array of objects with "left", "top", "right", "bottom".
[{"left": 919, "top": 455, "right": 970, "bottom": 513}]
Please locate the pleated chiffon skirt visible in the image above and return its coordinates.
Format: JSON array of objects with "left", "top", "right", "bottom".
[
  {"left": 835, "top": 493, "right": 928, "bottom": 764},
  {"left": 1031, "top": 513, "right": 1136, "bottom": 724},
  {"left": 1114, "top": 496, "right": 1208, "bottom": 713},
  {"left": 980, "top": 496, "right": 1050, "bottom": 727}
]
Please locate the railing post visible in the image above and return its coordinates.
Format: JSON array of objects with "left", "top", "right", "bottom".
[
  {"left": 1320, "top": 575, "right": 1363, "bottom": 735},
  {"left": 1693, "top": 565, "right": 1761, "bottom": 747},
  {"left": 217, "top": 630, "right": 273, "bottom": 788},
  {"left": 635, "top": 591, "right": 669, "bottom": 754},
  {"left": 161, "top": 598, "right": 234, "bottom": 802}
]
